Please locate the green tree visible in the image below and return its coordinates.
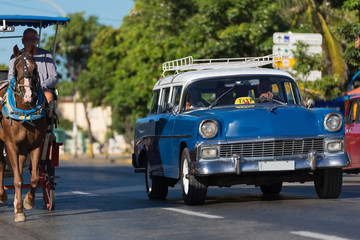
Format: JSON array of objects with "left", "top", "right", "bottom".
[
  {"left": 292, "top": 41, "right": 342, "bottom": 101},
  {"left": 85, "top": 0, "right": 288, "bottom": 145},
  {"left": 55, "top": 79, "right": 74, "bottom": 98},
  {"left": 46, "top": 12, "right": 103, "bottom": 157},
  {"left": 337, "top": 0, "right": 360, "bottom": 89},
  {"left": 0, "top": 64, "right": 8, "bottom": 70},
  {"left": 276, "top": 0, "right": 350, "bottom": 87}
]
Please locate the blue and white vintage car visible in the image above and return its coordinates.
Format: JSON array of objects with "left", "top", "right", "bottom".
[{"left": 133, "top": 55, "right": 349, "bottom": 205}]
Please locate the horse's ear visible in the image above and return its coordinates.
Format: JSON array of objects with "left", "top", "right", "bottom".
[
  {"left": 29, "top": 45, "right": 36, "bottom": 57},
  {"left": 13, "top": 45, "right": 20, "bottom": 58}
]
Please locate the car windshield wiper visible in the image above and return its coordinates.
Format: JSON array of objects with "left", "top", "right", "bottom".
[
  {"left": 209, "top": 86, "right": 235, "bottom": 109},
  {"left": 259, "top": 96, "right": 287, "bottom": 106}
]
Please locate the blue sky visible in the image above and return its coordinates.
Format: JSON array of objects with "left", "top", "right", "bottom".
[{"left": 0, "top": 0, "right": 134, "bottom": 65}]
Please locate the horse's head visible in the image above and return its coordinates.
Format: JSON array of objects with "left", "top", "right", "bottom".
[{"left": 13, "top": 45, "right": 40, "bottom": 106}]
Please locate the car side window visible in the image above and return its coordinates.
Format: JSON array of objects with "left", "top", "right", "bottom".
[
  {"left": 149, "top": 90, "right": 160, "bottom": 114},
  {"left": 160, "top": 87, "right": 170, "bottom": 113},
  {"left": 172, "top": 86, "right": 182, "bottom": 111},
  {"left": 347, "top": 100, "right": 359, "bottom": 123}
]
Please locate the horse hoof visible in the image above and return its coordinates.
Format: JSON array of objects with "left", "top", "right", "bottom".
[
  {"left": 14, "top": 213, "right": 25, "bottom": 222},
  {"left": 23, "top": 194, "right": 34, "bottom": 210},
  {"left": 0, "top": 192, "right": 8, "bottom": 203}
]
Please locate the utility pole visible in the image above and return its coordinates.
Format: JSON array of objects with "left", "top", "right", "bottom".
[{"left": 73, "top": 88, "right": 78, "bottom": 158}]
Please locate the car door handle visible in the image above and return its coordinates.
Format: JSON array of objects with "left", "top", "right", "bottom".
[
  {"left": 149, "top": 120, "right": 154, "bottom": 123},
  {"left": 346, "top": 128, "right": 350, "bottom": 133},
  {"left": 159, "top": 118, "right": 166, "bottom": 121}
]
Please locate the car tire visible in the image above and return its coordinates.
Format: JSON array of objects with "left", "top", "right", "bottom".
[
  {"left": 314, "top": 168, "right": 342, "bottom": 199},
  {"left": 181, "top": 148, "right": 207, "bottom": 205},
  {"left": 145, "top": 160, "right": 168, "bottom": 200},
  {"left": 260, "top": 182, "right": 283, "bottom": 195}
]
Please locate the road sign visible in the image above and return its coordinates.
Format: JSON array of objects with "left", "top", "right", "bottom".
[
  {"left": 273, "top": 57, "right": 296, "bottom": 68},
  {"left": 297, "top": 71, "right": 322, "bottom": 82},
  {"left": 272, "top": 32, "right": 323, "bottom": 81},
  {"left": 273, "top": 32, "right": 322, "bottom": 45},
  {"left": 272, "top": 45, "right": 322, "bottom": 57}
]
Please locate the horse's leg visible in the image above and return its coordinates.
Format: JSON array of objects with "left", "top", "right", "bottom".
[
  {"left": 0, "top": 141, "right": 7, "bottom": 203},
  {"left": 24, "top": 149, "right": 41, "bottom": 210},
  {"left": 7, "top": 146, "right": 25, "bottom": 222}
]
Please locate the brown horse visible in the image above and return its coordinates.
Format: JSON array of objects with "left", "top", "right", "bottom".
[{"left": 0, "top": 45, "right": 47, "bottom": 222}]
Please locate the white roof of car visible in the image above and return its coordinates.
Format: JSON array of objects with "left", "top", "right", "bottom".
[{"left": 154, "top": 67, "right": 294, "bottom": 88}]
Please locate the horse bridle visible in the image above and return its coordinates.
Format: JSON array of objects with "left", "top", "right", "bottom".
[{"left": 13, "top": 51, "right": 40, "bottom": 100}]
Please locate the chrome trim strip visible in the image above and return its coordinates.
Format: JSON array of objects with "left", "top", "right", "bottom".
[{"left": 196, "top": 135, "right": 343, "bottom": 147}]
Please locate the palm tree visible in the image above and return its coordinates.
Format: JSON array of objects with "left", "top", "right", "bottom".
[{"left": 277, "top": 0, "right": 348, "bottom": 87}]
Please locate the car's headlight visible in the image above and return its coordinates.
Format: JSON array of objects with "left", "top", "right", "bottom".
[
  {"left": 324, "top": 113, "right": 343, "bottom": 132},
  {"left": 199, "top": 119, "right": 218, "bottom": 139}
]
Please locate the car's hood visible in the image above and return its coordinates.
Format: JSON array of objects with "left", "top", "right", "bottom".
[{"left": 189, "top": 105, "right": 323, "bottom": 139}]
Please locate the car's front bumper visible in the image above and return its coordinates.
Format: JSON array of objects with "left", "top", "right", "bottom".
[
  {"left": 189, "top": 153, "right": 350, "bottom": 175},
  {"left": 190, "top": 136, "right": 350, "bottom": 176}
]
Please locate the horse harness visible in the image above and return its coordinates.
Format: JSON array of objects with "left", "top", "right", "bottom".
[
  {"left": 0, "top": 51, "right": 46, "bottom": 124},
  {"left": 12, "top": 51, "right": 41, "bottom": 98}
]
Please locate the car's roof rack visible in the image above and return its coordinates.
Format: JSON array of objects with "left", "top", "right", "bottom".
[{"left": 162, "top": 54, "right": 282, "bottom": 77}]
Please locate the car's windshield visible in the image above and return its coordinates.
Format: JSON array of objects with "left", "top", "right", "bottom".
[{"left": 183, "top": 75, "right": 299, "bottom": 110}]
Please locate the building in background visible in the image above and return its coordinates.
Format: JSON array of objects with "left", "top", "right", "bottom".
[{"left": 56, "top": 97, "right": 129, "bottom": 155}]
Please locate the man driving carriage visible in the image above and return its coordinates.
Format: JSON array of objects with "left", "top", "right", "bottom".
[
  {"left": 8, "top": 28, "right": 58, "bottom": 109},
  {"left": 0, "top": 15, "right": 69, "bottom": 222}
]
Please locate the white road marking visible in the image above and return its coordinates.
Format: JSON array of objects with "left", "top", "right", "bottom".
[
  {"left": 162, "top": 207, "right": 224, "bottom": 219},
  {"left": 56, "top": 186, "right": 144, "bottom": 197},
  {"left": 56, "top": 191, "right": 99, "bottom": 197},
  {"left": 290, "top": 231, "right": 352, "bottom": 240},
  {"left": 71, "top": 191, "right": 92, "bottom": 195}
]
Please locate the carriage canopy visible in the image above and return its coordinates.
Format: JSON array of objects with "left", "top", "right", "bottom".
[{"left": 0, "top": 15, "right": 70, "bottom": 28}]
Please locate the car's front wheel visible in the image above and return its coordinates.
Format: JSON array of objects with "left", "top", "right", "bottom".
[
  {"left": 145, "top": 160, "right": 168, "bottom": 200},
  {"left": 181, "top": 148, "right": 207, "bottom": 205},
  {"left": 260, "top": 182, "right": 283, "bottom": 195},
  {"left": 314, "top": 168, "right": 342, "bottom": 199}
]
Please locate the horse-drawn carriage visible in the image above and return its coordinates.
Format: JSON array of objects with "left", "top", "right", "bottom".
[{"left": 0, "top": 15, "right": 70, "bottom": 222}]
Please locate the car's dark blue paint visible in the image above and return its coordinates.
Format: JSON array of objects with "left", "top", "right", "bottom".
[
  {"left": 133, "top": 57, "right": 348, "bottom": 203},
  {"left": 134, "top": 103, "right": 345, "bottom": 179}
]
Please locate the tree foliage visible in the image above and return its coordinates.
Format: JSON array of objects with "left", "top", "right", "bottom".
[
  {"left": 49, "top": 0, "right": 359, "bottom": 143},
  {"left": 0, "top": 64, "right": 8, "bottom": 70},
  {"left": 276, "top": 0, "right": 350, "bottom": 87},
  {"left": 292, "top": 41, "right": 342, "bottom": 100},
  {"left": 337, "top": 0, "right": 360, "bottom": 81},
  {"left": 84, "top": 0, "right": 288, "bottom": 143},
  {"left": 45, "top": 12, "right": 103, "bottom": 156}
]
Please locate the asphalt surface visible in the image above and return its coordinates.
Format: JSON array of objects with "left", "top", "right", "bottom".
[{"left": 0, "top": 157, "right": 359, "bottom": 239}]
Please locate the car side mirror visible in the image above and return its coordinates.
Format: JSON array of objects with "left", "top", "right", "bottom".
[
  {"left": 306, "top": 99, "right": 315, "bottom": 108},
  {"left": 166, "top": 103, "right": 176, "bottom": 115}
]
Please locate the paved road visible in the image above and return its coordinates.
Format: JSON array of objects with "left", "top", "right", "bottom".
[{"left": 0, "top": 160, "right": 360, "bottom": 240}]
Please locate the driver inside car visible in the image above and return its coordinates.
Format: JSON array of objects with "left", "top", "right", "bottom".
[{"left": 257, "top": 80, "right": 274, "bottom": 99}]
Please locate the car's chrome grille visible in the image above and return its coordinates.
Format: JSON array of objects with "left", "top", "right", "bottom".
[{"left": 219, "top": 138, "right": 324, "bottom": 158}]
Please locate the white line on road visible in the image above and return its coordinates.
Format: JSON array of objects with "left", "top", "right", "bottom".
[
  {"left": 162, "top": 207, "right": 224, "bottom": 219},
  {"left": 71, "top": 191, "right": 92, "bottom": 195},
  {"left": 290, "top": 231, "right": 352, "bottom": 240},
  {"left": 56, "top": 191, "right": 99, "bottom": 197},
  {"left": 56, "top": 186, "right": 145, "bottom": 197}
]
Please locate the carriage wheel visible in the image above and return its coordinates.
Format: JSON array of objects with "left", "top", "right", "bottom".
[
  {"left": 43, "top": 187, "right": 55, "bottom": 211},
  {"left": 42, "top": 160, "right": 56, "bottom": 211}
]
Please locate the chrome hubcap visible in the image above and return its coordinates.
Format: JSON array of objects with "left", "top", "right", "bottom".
[{"left": 182, "top": 159, "right": 189, "bottom": 194}]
